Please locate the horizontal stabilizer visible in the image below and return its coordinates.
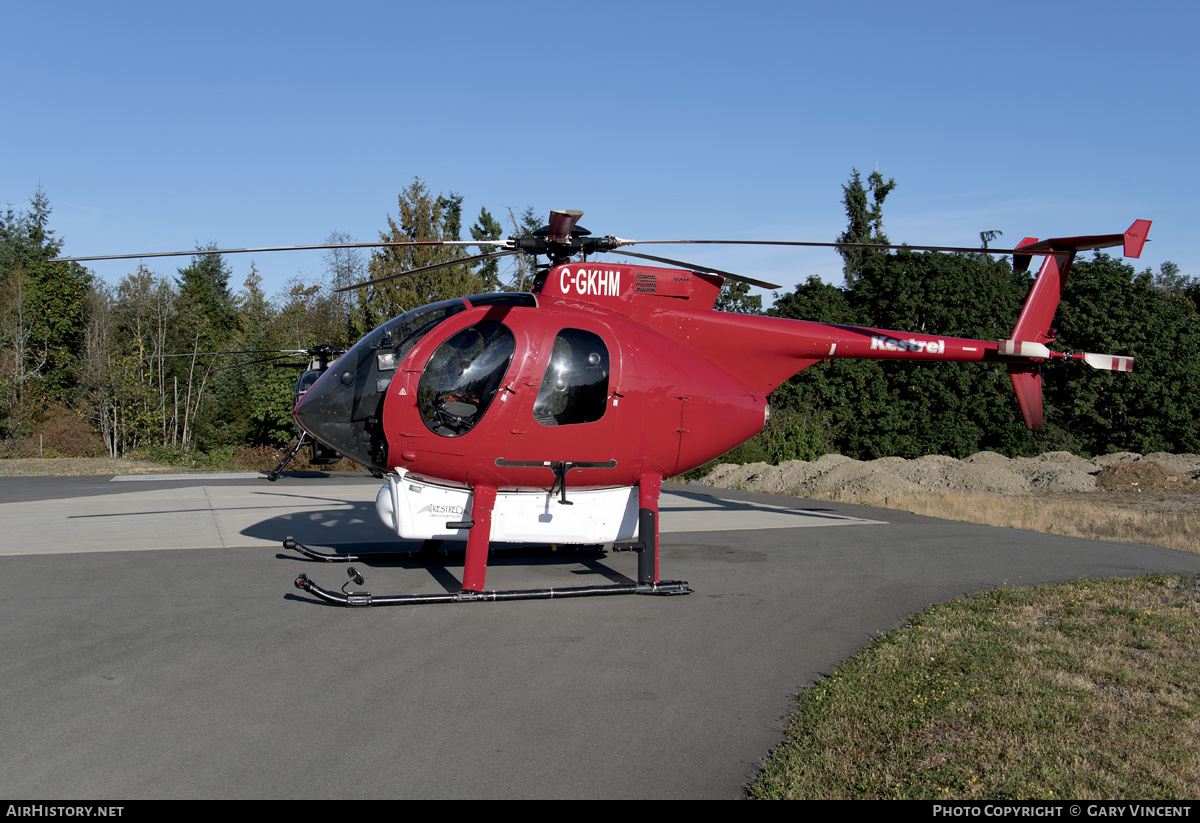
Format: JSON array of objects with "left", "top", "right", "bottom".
[
  {"left": 1082, "top": 352, "right": 1134, "bottom": 372},
  {"left": 1013, "top": 219, "right": 1152, "bottom": 258},
  {"left": 998, "top": 339, "right": 1052, "bottom": 359}
]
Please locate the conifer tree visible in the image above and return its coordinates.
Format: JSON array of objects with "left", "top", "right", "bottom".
[
  {"left": 175, "top": 244, "right": 235, "bottom": 343},
  {"left": 0, "top": 189, "right": 91, "bottom": 427},
  {"left": 837, "top": 168, "right": 895, "bottom": 286},
  {"left": 469, "top": 207, "right": 504, "bottom": 291},
  {"left": 355, "top": 178, "right": 486, "bottom": 335}
]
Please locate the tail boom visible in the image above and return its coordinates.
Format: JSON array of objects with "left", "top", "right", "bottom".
[{"left": 652, "top": 220, "right": 1149, "bottom": 433}]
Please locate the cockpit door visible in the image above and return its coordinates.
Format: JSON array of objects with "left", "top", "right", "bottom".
[
  {"left": 501, "top": 321, "right": 622, "bottom": 467},
  {"left": 387, "top": 308, "right": 527, "bottom": 461}
]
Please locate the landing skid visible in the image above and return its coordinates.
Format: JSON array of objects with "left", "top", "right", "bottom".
[
  {"left": 266, "top": 434, "right": 379, "bottom": 481},
  {"left": 265, "top": 433, "right": 311, "bottom": 481},
  {"left": 285, "top": 472, "right": 689, "bottom": 606},
  {"left": 293, "top": 571, "right": 691, "bottom": 606}
]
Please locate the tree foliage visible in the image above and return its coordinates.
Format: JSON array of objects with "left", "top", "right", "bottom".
[
  {"left": 764, "top": 169, "right": 1200, "bottom": 461},
  {"left": 715, "top": 279, "right": 763, "bottom": 314},
  {"left": 7, "top": 179, "right": 1198, "bottom": 466},
  {"left": 469, "top": 207, "right": 504, "bottom": 291},
  {"left": 2, "top": 182, "right": 524, "bottom": 457},
  {"left": 837, "top": 168, "right": 896, "bottom": 286},
  {"left": 176, "top": 244, "right": 235, "bottom": 344},
  {"left": 1048, "top": 255, "right": 1200, "bottom": 455},
  {"left": 354, "top": 178, "right": 487, "bottom": 335},
  {"left": 0, "top": 189, "right": 92, "bottom": 441}
]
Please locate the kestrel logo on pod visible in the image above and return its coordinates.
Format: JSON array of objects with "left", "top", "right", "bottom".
[
  {"left": 417, "top": 503, "right": 465, "bottom": 518},
  {"left": 558, "top": 267, "right": 621, "bottom": 297},
  {"left": 870, "top": 334, "right": 945, "bottom": 354}
]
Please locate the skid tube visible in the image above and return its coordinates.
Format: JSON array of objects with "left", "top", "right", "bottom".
[{"left": 293, "top": 572, "right": 691, "bottom": 606}]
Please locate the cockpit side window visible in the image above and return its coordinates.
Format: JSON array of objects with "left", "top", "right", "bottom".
[
  {"left": 533, "top": 329, "right": 610, "bottom": 427},
  {"left": 295, "top": 369, "right": 322, "bottom": 401},
  {"left": 418, "top": 321, "right": 515, "bottom": 437}
]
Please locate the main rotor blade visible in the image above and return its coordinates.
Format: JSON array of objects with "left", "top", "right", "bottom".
[
  {"left": 214, "top": 353, "right": 309, "bottom": 372},
  {"left": 610, "top": 238, "right": 1062, "bottom": 256},
  {"left": 53, "top": 239, "right": 510, "bottom": 264},
  {"left": 146, "top": 349, "right": 308, "bottom": 358},
  {"left": 335, "top": 249, "right": 521, "bottom": 293},
  {"left": 605, "top": 249, "right": 782, "bottom": 290}
]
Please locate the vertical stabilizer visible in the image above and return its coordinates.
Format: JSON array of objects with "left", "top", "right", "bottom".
[
  {"left": 1003, "top": 220, "right": 1150, "bottom": 431},
  {"left": 1007, "top": 365, "right": 1044, "bottom": 434}
]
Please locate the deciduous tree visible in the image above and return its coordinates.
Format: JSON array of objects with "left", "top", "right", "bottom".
[{"left": 1049, "top": 254, "right": 1200, "bottom": 454}]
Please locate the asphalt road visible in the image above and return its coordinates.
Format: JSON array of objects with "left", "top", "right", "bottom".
[{"left": 2, "top": 472, "right": 1198, "bottom": 799}]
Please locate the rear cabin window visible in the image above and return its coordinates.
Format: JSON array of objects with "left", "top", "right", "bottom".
[{"left": 533, "top": 329, "right": 610, "bottom": 427}]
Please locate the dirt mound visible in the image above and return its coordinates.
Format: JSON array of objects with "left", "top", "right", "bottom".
[
  {"left": 697, "top": 452, "right": 1200, "bottom": 499},
  {"left": 1141, "top": 453, "right": 1200, "bottom": 480},
  {"left": 1010, "top": 453, "right": 1097, "bottom": 493},
  {"left": 1091, "top": 452, "right": 1143, "bottom": 470},
  {"left": 1095, "top": 461, "right": 1197, "bottom": 492}
]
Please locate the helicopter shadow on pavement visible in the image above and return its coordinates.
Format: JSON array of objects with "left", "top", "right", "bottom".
[
  {"left": 659, "top": 485, "right": 888, "bottom": 532},
  {"left": 664, "top": 487, "right": 862, "bottom": 519},
  {"left": 243, "top": 493, "right": 637, "bottom": 599},
  {"left": 241, "top": 494, "right": 401, "bottom": 554}
]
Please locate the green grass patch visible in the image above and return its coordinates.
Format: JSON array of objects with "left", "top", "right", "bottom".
[{"left": 748, "top": 575, "right": 1200, "bottom": 800}]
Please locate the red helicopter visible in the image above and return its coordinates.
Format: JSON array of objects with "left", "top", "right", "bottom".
[{"left": 60, "top": 211, "right": 1151, "bottom": 606}]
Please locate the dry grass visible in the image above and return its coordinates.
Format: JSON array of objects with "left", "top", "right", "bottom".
[
  {"left": 749, "top": 482, "right": 1200, "bottom": 799},
  {"left": 0, "top": 457, "right": 187, "bottom": 476},
  {"left": 0, "top": 451, "right": 369, "bottom": 477},
  {"left": 831, "top": 491, "right": 1200, "bottom": 554},
  {"left": 750, "top": 575, "right": 1200, "bottom": 799}
]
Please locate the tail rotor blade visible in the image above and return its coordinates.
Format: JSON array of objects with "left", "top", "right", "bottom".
[{"left": 1082, "top": 352, "right": 1135, "bottom": 372}]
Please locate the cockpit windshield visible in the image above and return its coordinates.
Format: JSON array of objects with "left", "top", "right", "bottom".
[
  {"left": 294, "top": 298, "right": 468, "bottom": 471},
  {"left": 294, "top": 294, "right": 536, "bottom": 471}
]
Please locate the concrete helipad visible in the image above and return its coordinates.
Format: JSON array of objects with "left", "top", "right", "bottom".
[
  {"left": 2, "top": 472, "right": 1198, "bottom": 798},
  {"left": 0, "top": 473, "right": 885, "bottom": 555}
]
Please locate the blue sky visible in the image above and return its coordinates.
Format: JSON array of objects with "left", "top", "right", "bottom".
[{"left": 3, "top": 0, "right": 1196, "bottom": 302}]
